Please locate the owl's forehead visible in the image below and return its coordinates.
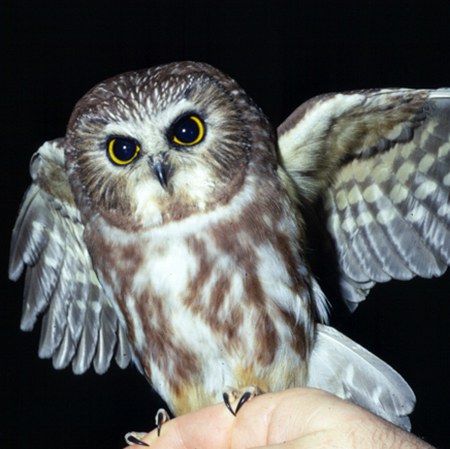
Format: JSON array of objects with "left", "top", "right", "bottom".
[
  {"left": 69, "top": 63, "right": 241, "bottom": 131},
  {"left": 115, "top": 71, "right": 197, "bottom": 107},
  {"left": 90, "top": 73, "right": 197, "bottom": 118}
]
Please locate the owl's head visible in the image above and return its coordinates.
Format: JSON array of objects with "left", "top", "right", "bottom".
[{"left": 64, "top": 62, "right": 276, "bottom": 229}]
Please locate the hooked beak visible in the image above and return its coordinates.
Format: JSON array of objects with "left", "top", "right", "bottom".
[{"left": 150, "top": 154, "right": 170, "bottom": 190}]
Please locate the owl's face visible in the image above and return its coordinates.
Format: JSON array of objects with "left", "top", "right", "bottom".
[{"left": 64, "top": 62, "right": 275, "bottom": 229}]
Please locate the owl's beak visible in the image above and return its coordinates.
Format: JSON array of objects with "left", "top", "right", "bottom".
[{"left": 149, "top": 154, "right": 170, "bottom": 190}]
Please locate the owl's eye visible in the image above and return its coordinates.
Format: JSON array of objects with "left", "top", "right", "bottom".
[
  {"left": 107, "top": 137, "right": 141, "bottom": 165},
  {"left": 171, "top": 115, "right": 205, "bottom": 146}
]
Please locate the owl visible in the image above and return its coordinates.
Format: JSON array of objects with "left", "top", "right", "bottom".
[{"left": 9, "top": 62, "right": 450, "bottom": 440}]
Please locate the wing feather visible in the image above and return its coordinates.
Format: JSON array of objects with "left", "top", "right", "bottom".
[
  {"left": 308, "top": 324, "right": 415, "bottom": 430},
  {"left": 278, "top": 89, "right": 450, "bottom": 308},
  {"left": 9, "top": 139, "right": 132, "bottom": 374},
  {"left": 115, "top": 324, "right": 133, "bottom": 369},
  {"left": 9, "top": 185, "right": 51, "bottom": 279},
  {"left": 94, "top": 301, "right": 120, "bottom": 374}
]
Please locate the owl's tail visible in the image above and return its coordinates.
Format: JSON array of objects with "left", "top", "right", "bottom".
[{"left": 306, "top": 324, "right": 415, "bottom": 431}]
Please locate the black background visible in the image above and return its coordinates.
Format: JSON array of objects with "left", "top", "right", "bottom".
[{"left": 2, "top": 1, "right": 450, "bottom": 448}]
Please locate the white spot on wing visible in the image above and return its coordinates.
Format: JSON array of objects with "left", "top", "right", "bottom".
[
  {"left": 389, "top": 184, "right": 408, "bottom": 204},
  {"left": 354, "top": 163, "right": 371, "bottom": 183},
  {"left": 438, "top": 142, "right": 450, "bottom": 159},
  {"left": 443, "top": 172, "right": 450, "bottom": 186},
  {"left": 386, "top": 123, "right": 404, "bottom": 140},
  {"left": 348, "top": 185, "right": 362, "bottom": 205},
  {"left": 437, "top": 203, "right": 450, "bottom": 218},
  {"left": 414, "top": 180, "right": 437, "bottom": 200},
  {"left": 356, "top": 212, "right": 374, "bottom": 226},
  {"left": 342, "top": 216, "right": 357, "bottom": 233},
  {"left": 336, "top": 190, "right": 348, "bottom": 210},
  {"left": 397, "top": 161, "right": 415, "bottom": 183},
  {"left": 371, "top": 163, "right": 391, "bottom": 183},
  {"left": 376, "top": 209, "right": 397, "bottom": 225},
  {"left": 400, "top": 142, "right": 415, "bottom": 159},
  {"left": 363, "top": 185, "right": 382, "bottom": 203},
  {"left": 418, "top": 154, "right": 435, "bottom": 173}
]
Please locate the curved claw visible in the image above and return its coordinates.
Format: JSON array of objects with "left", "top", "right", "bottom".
[
  {"left": 222, "top": 386, "right": 260, "bottom": 416},
  {"left": 235, "top": 390, "right": 253, "bottom": 414},
  {"left": 124, "top": 432, "right": 149, "bottom": 446},
  {"left": 223, "top": 392, "right": 237, "bottom": 416},
  {"left": 155, "top": 408, "right": 170, "bottom": 437}
]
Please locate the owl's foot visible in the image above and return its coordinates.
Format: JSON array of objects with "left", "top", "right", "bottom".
[
  {"left": 124, "top": 432, "right": 149, "bottom": 446},
  {"left": 155, "top": 408, "right": 170, "bottom": 437},
  {"left": 124, "top": 408, "right": 170, "bottom": 446},
  {"left": 222, "top": 385, "right": 260, "bottom": 416}
]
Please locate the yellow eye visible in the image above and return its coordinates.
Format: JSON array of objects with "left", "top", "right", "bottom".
[
  {"left": 171, "top": 115, "right": 205, "bottom": 146},
  {"left": 107, "top": 137, "right": 141, "bottom": 165}
]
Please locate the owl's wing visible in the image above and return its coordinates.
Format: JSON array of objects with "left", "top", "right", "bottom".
[
  {"left": 308, "top": 324, "right": 414, "bottom": 430},
  {"left": 9, "top": 139, "right": 133, "bottom": 374},
  {"left": 278, "top": 88, "right": 450, "bottom": 311}
]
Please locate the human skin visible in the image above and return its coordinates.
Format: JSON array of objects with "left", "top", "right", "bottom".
[{"left": 124, "top": 388, "right": 434, "bottom": 449}]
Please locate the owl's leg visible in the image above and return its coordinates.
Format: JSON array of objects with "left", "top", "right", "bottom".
[
  {"left": 222, "top": 385, "right": 260, "bottom": 416},
  {"left": 123, "top": 408, "right": 170, "bottom": 446}
]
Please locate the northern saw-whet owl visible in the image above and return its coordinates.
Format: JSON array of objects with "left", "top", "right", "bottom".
[{"left": 9, "top": 62, "right": 450, "bottom": 435}]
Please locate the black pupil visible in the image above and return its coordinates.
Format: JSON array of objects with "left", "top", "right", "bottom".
[
  {"left": 174, "top": 117, "right": 200, "bottom": 143},
  {"left": 114, "top": 138, "right": 136, "bottom": 160}
]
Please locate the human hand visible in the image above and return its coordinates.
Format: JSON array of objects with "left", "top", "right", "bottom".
[{"left": 125, "top": 388, "right": 434, "bottom": 449}]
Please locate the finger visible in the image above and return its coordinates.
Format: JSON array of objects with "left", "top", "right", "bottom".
[
  {"left": 229, "top": 388, "right": 349, "bottom": 444},
  {"left": 132, "top": 402, "right": 236, "bottom": 449},
  {"left": 128, "top": 390, "right": 283, "bottom": 449},
  {"left": 127, "top": 388, "right": 359, "bottom": 449}
]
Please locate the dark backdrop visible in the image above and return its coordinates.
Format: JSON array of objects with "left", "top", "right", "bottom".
[{"left": 2, "top": 1, "right": 450, "bottom": 448}]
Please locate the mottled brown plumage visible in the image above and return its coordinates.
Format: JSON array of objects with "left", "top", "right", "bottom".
[{"left": 9, "top": 62, "right": 450, "bottom": 430}]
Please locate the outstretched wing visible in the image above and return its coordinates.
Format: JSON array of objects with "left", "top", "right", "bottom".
[
  {"left": 278, "top": 89, "right": 450, "bottom": 310},
  {"left": 9, "top": 139, "right": 133, "bottom": 374}
]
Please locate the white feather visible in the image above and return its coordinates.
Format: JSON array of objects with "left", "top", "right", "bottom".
[{"left": 307, "top": 324, "right": 415, "bottom": 430}]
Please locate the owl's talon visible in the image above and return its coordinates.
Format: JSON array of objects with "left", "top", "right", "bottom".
[
  {"left": 235, "top": 390, "right": 253, "bottom": 414},
  {"left": 155, "top": 408, "right": 170, "bottom": 437},
  {"left": 223, "top": 386, "right": 260, "bottom": 416},
  {"left": 223, "top": 391, "right": 236, "bottom": 416},
  {"left": 124, "top": 432, "right": 149, "bottom": 446}
]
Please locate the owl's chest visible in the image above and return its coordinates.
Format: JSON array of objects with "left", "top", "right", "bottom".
[
  {"left": 87, "top": 211, "right": 312, "bottom": 413},
  {"left": 89, "top": 212, "right": 311, "bottom": 347},
  {"left": 120, "top": 228, "right": 266, "bottom": 319}
]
